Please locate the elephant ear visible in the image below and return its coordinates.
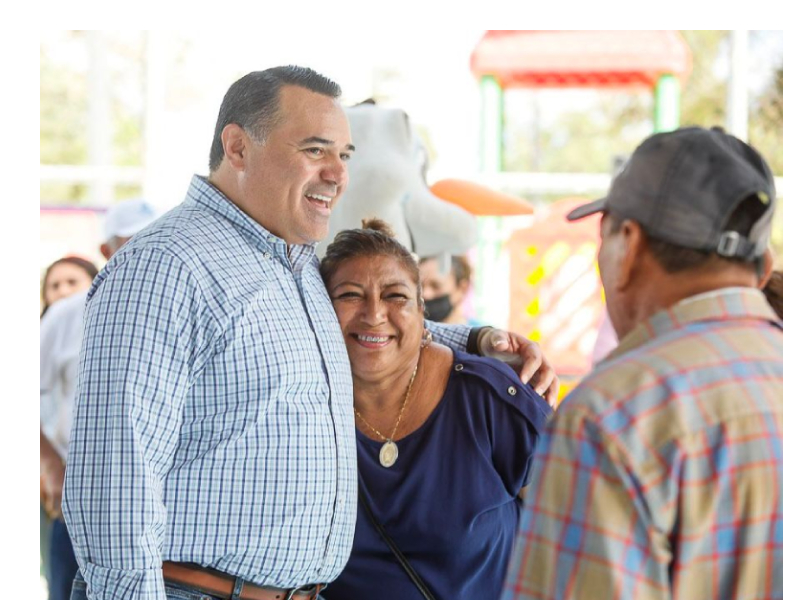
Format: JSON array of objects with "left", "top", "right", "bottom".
[
  {"left": 402, "top": 187, "right": 478, "bottom": 256},
  {"left": 318, "top": 103, "right": 477, "bottom": 257}
]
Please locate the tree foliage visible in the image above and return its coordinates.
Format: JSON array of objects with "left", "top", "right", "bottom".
[
  {"left": 503, "top": 31, "right": 782, "bottom": 178},
  {"left": 40, "top": 32, "right": 145, "bottom": 204},
  {"left": 40, "top": 40, "right": 90, "bottom": 203},
  {"left": 678, "top": 30, "right": 729, "bottom": 128}
]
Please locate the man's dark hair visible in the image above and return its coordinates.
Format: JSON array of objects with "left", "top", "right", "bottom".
[
  {"left": 419, "top": 255, "right": 473, "bottom": 286},
  {"left": 208, "top": 66, "right": 341, "bottom": 172},
  {"left": 451, "top": 256, "right": 473, "bottom": 287},
  {"left": 606, "top": 194, "right": 770, "bottom": 273},
  {"left": 763, "top": 270, "right": 782, "bottom": 319},
  {"left": 320, "top": 218, "right": 422, "bottom": 306}
]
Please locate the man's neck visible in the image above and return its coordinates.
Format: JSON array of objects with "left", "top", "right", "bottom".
[
  {"left": 617, "top": 258, "right": 760, "bottom": 340},
  {"left": 634, "top": 268, "right": 758, "bottom": 332},
  {"left": 207, "top": 170, "right": 240, "bottom": 206}
]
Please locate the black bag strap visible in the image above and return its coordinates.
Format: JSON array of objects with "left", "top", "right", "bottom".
[{"left": 357, "top": 479, "right": 437, "bottom": 600}]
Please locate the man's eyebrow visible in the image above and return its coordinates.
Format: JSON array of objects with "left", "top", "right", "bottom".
[{"left": 299, "top": 137, "right": 356, "bottom": 152}]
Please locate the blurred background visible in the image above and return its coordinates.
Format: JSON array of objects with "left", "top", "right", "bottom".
[
  {"left": 40, "top": 31, "right": 782, "bottom": 252},
  {"left": 40, "top": 28, "right": 783, "bottom": 374}
]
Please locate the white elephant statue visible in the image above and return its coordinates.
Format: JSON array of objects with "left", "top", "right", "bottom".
[{"left": 318, "top": 102, "right": 478, "bottom": 257}]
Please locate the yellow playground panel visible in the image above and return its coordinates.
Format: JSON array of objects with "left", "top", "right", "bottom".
[{"left": 508, "top": 198, "right": 605, "bottom": 405}]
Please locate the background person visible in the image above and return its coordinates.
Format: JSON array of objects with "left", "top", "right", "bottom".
[
  {"left": 40, "top": 255, "right": 98, "bottom": 596},
  {"left": 320, "top": 220, "right": 552, "bottom": 600},
  {"left": 40, "top": 200, "right": 159, "bottom": 600},
  {"left": 503, "top": 127, "right": 782, "bottom": 600},
  {"left": 63, "top": 66, "right": 558, "bottom": 600},
  {"left": 40, "top": 256, "right": 98, "bottom": 317},
  {"left": 420, "top": 254, "right": 480, "bottom": 325}
]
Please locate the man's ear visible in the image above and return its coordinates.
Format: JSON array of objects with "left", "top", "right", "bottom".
[
  {"left": 99, "top": 243, "right": 113, "bottom": 260},
  {"left": 758, "top": 248, "right": 775, "bottom": 289},
  {"left": 616, "top": 219, "right": 647, "bottom": 291},
  {"left": 220, "top": 123, "right": 248, "bottom": 171}
]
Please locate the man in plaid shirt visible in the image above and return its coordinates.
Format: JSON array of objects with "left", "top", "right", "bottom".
[{"left": 503, "top": 127, "right": 782, "bottom": 600}]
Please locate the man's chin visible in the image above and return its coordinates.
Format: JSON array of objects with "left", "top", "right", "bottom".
[{"left": 297, "top": 227, "right": 329, "bottom": 246}]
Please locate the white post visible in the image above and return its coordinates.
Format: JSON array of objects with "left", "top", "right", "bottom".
[
  {"left": 143, "top": 31, "right": 168, "bottom": 207},
  {"left": 727, "top": 30, "right": 750, "bottom": 141},
  {"left": 87, "top": 31, "right": 113, "bottom": 206}
]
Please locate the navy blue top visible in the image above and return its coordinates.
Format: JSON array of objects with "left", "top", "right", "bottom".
[{"left": 325, "top": 351, "right": 552, "bottom": 600}]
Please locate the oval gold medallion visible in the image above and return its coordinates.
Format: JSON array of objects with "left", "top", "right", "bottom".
[{"left": 379, "top": 441, "right": 399, "bottom": 468}]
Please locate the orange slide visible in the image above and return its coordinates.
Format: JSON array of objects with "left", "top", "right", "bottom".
[{"left": 430, "top": 179, "right": 534, "bottom": 216}]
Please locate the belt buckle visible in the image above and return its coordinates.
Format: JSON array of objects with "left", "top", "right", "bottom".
[{"left": 286, "top": 583, "right": 325, "bottom": 600}]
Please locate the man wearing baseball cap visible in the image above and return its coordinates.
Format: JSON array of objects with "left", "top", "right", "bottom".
[
  {"left": 503, "top": 127, "right": 782, "bottom": 599},
  {"left": 40, "top": 199, "right": 160, "bottom": 600},
  {"left": 99, "top": 198, "right": 161, "bottom": 259}
]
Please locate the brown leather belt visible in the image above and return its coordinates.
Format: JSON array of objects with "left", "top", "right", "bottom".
[{"left": 162, "top": 561, "right": 325, "bottom": 600}]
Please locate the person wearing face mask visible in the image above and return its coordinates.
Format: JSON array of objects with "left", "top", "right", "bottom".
[{"left": 420, "top": 254, "right": 482, "bottom": 326}]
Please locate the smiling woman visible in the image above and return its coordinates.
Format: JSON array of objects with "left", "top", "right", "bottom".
[{"left": 319, "top": 219, "right": 553, "bottom": 600}]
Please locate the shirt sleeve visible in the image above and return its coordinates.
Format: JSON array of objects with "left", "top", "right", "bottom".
[
  {"left": 40, "top": 293, "right": 83, "bottom": 453},
  {"left": 481, "top": 367, "right": 551, "bottom": 495},
  {"left": 502, "top": 405, "right": 669, "bottom": 600},
  {"left": 426, "top": 320, "right": 470, "bottom": 351},
  {"left": 40, "top": 303, "right": 62, "bottom": 433},
  {"left": 62, "top": 248, "right": 219, "bottom": 600}
]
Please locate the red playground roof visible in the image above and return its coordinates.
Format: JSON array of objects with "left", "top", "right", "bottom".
[{"left": 471, "top": 30, "right": 692, "bottom": 90}]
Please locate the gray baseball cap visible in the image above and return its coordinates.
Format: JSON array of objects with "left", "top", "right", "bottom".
[{"left": 567, "top": 127, "right": 776, "bottom": 261}]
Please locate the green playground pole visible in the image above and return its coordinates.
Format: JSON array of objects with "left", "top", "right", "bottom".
[
  {"left": 479, "top": 75, "right": 504, "bottom": 172},
  {"left": 477, "top": 75, "right": 505, "bottom": 324},
  {"left": 654, "top": 74, "right": 680, "bottom": 132}
]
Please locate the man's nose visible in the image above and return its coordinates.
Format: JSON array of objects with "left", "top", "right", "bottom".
[{"left": 321, "top": 156, "right": 348, "bottom": 188}]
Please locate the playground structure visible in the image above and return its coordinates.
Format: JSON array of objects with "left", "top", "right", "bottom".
[{"left": 468, "top": 30, "right": 692, "bottom": 391}]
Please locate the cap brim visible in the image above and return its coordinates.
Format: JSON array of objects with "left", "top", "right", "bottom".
[
  {"left": 566, "top": 198, "right": 607, "bottom": 221},
  {"left": 113, "top": 224, "right": 148, "bottom": 238}
]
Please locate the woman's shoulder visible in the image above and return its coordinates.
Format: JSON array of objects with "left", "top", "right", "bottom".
[{"left": 448, "top": 350, "right": 553, "bottom": 431}]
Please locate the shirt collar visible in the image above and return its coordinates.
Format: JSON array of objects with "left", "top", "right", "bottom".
[
  {"left": 606, "top": 287, "right": 781, "bottom": 362},
  {"left": 185, "top": 175, "right": 318, "bottom": 270}
]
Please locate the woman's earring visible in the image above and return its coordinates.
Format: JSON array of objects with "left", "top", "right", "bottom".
[{"left": 421, "top": 329, "right": 433, "bottom": 348}]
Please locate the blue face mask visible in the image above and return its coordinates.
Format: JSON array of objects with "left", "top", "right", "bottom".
[{"left": 424, "top": 294, "right": 454, "bottom": 322}]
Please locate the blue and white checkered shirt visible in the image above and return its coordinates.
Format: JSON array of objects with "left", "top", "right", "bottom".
[{"left": 63, "top": 175, "right": 470, "bottom": 600}]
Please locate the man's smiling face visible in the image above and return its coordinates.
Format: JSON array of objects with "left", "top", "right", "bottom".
[{"left": 241, "top": 84, "right": 354, "bottom": 245}]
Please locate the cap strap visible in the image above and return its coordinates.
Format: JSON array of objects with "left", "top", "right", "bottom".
[{"left": 717, "top": 231, "right": 756, "bottom": 259}]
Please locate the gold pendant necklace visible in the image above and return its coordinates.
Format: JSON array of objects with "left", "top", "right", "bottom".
[{"left": 354, "top": 352, "right": 422, "bottom": 468}]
